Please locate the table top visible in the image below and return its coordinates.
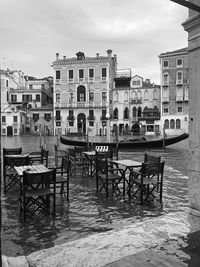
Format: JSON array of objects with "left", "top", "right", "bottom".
[
  {"left": 111, "top": 159, "right": 142, "bottom": 168},
  {"left": 4, "top": 154, "right": 29, "bottom": 158},
  {"left": 14, "top": 164, "right": 49, "bottom": 176}
]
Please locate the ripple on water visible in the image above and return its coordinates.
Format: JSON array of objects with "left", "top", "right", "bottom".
[{"left": 1, "top": 136, "right": 190, "bottom": 257}]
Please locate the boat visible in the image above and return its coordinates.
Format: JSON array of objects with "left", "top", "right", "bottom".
[{"left": 60, "top": 133, "right": 189, "bottom": 149}]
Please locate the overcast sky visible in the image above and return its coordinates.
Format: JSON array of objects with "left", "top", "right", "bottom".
[{"left": 0, "top": 0, "right": 188, "bottom": 84}]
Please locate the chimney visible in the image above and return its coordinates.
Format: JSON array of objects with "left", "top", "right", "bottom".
[
  {"left": 63, "top": 56, "right": 66, "bottom": 60},
  {"left": 56, "top": 53, "right": 59, "bottom": 60},
  {"left": 96, "top": 53, "right": 99, "bottom": 58},
  {"left": 107, "top": 49, "right": 112, "bottom": 63}
]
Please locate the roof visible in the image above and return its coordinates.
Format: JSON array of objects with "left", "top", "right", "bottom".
[{"left": 159, "top": 47, "right": 188, "bottom": 57}]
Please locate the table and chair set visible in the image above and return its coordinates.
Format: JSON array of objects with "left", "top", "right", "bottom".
[{"left": 2, "top": 144, "right": 165, "bottom": 221}]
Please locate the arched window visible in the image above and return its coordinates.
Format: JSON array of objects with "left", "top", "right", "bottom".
[
  {"left": 138, "top": 106, "right": 142, "bottom": 117},
  {"left": 144, "top": 90, "right": 148, "bottom": 100},
  {"left": 113, "top": 108, "right": 118, "bottom": 120},
  {"left": 176, "top": 119, "right": 181, "bottom": 129},
  {"left": 176, "top": 71, "right": 183, "bottom": 83},
  {"left": 77, "top": 85, "right": 86, "bottom": 102},
  {"left": 170, "top": 119, "right": 175, "bottom": 129},
  {"left": 165, "top": 119, "right": 169, "bottom": 129},
  {"left": 132, "top": 107, "right": 137, "bottom": 117},
  {"left": 124, "top": 91, "right": 128, "bottom": 101},
  {"left": 153, "top": 89, "right": 159, "bottom": 100},
  {"left": 124, "top": 107, "right": 129, "bottom": 119},
  {"left": 137, "top": 90, "right": 142, "bottom": 100},
  {"left": 114, "top": 91, "right": 118, "bottom": 102},
  {"left": 131, "top": 90, "right": 136, "bottom": 99}
]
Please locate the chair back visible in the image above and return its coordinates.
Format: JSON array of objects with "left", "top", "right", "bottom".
[
  {"left": 140, "top": 161, "right": 165, "bottom": 179},
  {"left": 61, "top": 157, "right": 71, "bottom": 173},
  {"left": 41, "top": 148, "right": 49, "bottom": 167},
  {"left": 3, "top": 147, "right": 22, "bottom": 156},
  {"left": 5, "top": 155, "right": 30, "bottom": 168},
  {"left": 144, "top": 153, "right": 161, "bottom": 164},
  {"left": 95, "top": 154, "right": 108, "bottom": 175},
  {"left": 23, "top": 169, "right": 56, "bottom": 188},
  {"left": 95, "top": 146, "right": 109, "bottom": 152}
]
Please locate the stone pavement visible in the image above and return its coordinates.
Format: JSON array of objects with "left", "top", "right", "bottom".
[{"left": 3, "top": 209, "right": 200, "bottom": 267}]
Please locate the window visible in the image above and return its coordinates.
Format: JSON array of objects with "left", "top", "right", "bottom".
[
  {"left": 2, "top": 116, "right": 6, "bottom": 123},
  {"left": 56, "top": 110, "right": 61, "bottom": 120},
  {"left": 89, "top": 92, "right": 94, "bottom": 102},
  {"left": 137, "top": 90, "right": 142, "bottom": 100},
  {"left": 14, "top": 128, "right": 18, "bottom": 134},
  {"left": 89, "top": 69, "right": 94, "bottom": 79},
  {"left": 153, "top": 89, "right": 159, "bottom": 100},
  {"left": 184, "top": 86, "right": 189, "bottom": 101},
  {"left": 163, "top": 73, "right": 169, "bottom": 85},
  {"left": 77, "top": 85, "right": 86, "bottom": 102},
  {"left": 102, "top": 92, "right": 107, "bottom": 102},
  {"left": 144, "top": 90, "right": 148, "bottom": 100},
  {"left": 56, "top": 70, "right": 60, "bottom": 79},
  {"left": 33, "top": 114, "right": 39, "bottom": 121},
  {"left": 132, "top": 80, "right": 140, "bottom": 86},
  {"left": 163, "top": 106, "right": 169, "bottom": 114},
  {"left": 36, "top": 94, "right": 40, "bottom": 102},
  {"left": 89, "top": 121, "right": 94, "bottom": 127},
  {"left": 132, "top": 107, "right": 137, "bottom": 117},
  {"left": 11, "top": 94, "right": 17, "bottom": 102},
  {"left": 102, "top": 68, "right": 107, "bottom": 78},
  {"left": 2, "top": 128, "right": 6, "bottom": 134},
  {"left": 113, "top": 108, "right": 118, "bottom": 120},
  {"left": 177, "top": 58, "right": 183, "bottom": 67},
  {"left": 114, "top": 92, "right": 119, "bottom": 101},
  {"left": 124, "top": 107, "right": 129, "bottom": 119},
  {"left": 177, "top": 106, "right": 183, "bottom": 113},
  {"left": 69, "top": 93, "right": 74, "bottom": 102},
  {"left": 29, "top": 84, "right": 33, "bottom": 89},
  {"left": 170, "top": 119, "right": 175, "bottom": 129},
  {"left": 44, "top": 113, "right": 51, "bottom": 121},
  {"left": 13, "top": 116, "right": 18, "bottom": 123},
  {"left": 176, "top": 71, "right": 183, "bottom": 84},
  {"left": 176, "top": 119, "right": 181, "bottom": 129},
  {"left": 56, "top": 93, "right": 60, "bottom": 102},
  {"left": 138, "top": 106, "right": 142, "bottom": 117},
  {"left": 165, "top": 119, "right": 169, "bottom": 129},
  {"left": 6, "top": 79, "right": 8, "bottom": 87},
  {"left": 89, "top": 109, "right": 94, "bottom": 117},
  {"left": 69, "top": 70, "right": 73, "bottom": 79},
  {"left": 22, "top": 94, "right": 32, "bottom": 102},
  {"left": 163, "top": 60, "right": 169, "bottom": 68},
  {"left": 124, "top": 91, "right": 128, "bottom": 101},
  {"left": 79, "top": 69, "right": 84, "bottom": 79},
  {"left": 34, "top": 125, "right": 38, "bottom": 132},
  {"left": 41, "top": 84, "right": 45, "bottom": 90}
]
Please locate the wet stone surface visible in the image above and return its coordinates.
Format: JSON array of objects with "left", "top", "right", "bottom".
[{"left": 1, "top": 136, "right": 189, "bottom": 257}]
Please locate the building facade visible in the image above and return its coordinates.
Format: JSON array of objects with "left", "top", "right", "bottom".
[
  {"left": 159, "top": 48, "right": 189, "bottom": 135},
  {"left": 112, "top": 70, "right": 161, "bottom": 136},
  {"left": 51, "top": 50, "right": 117, "bottom": 136}
]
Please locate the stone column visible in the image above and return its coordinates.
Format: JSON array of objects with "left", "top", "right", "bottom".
[{"left": 182, "top": 0, "right": 200, "bottom": 215}]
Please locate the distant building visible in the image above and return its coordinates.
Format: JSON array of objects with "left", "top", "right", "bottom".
[
  {"left": 51, "top": 50, "right": 117, "bottom": 136},
  {"left": 159, "top": 47, "right": 189, "bottom": 135},
  {"left": 113, "top": 70, "right": 161, "bottom": 135},
  {"left": 1, "top": 69, "right": 53, "bottom": 136}
]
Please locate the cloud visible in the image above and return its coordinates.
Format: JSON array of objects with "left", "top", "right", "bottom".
[{"left": 0, "top": 0, "right": 188, "bottom": 83}]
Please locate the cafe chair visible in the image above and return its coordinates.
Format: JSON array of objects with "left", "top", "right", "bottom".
[
  {"left": 29, "top": 146, "right": 43, "bottom": 165},
  {"left": 95, "top": 152, "right": 125, "bottom": 197},
  {"left": 54, "top": 144, "right": 68, "bottom": 168},
  {"left": 144, "top": 153, "right": 161, "bottom": 164},
  {"left": 3, "top": 154, "right": 30, "bottom": 193},
  {"left": 41, "top": 148, "right": 49, "bottom": 167},
  {"left": 20, "top": 169, "right": 56, "bottom": 221},
  {"left": 130, "top": 161, "right": 165, "bottom": 204},
  {"left": 49, "top": 157, "right": 71, "bottom": 201},
  {"left": 68, "top": 147, "right": 88, "bottom": 178}
]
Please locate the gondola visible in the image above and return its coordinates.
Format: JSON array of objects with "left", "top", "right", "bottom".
[{"left": 60, "top": 133, "right": 189, "bottom": 149}]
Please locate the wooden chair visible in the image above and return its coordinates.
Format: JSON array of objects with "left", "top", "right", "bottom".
[
  {"left": 130, "top": 161, "right": 165, "bottom": 204},
  {"left": 95, "top": 152, "right": 125, "bottom": 197},
  {"left": 20, "top": 169, "right": 56, "bottom": 221},
  {"left": 29, "top": 146, "right": 43, "bottom": 165},
  {"left": 54, "top": 144, "right": 68, "bottom": 167},
  {"left": 3, "top": 154, "right": 30, "bottom": 193},
  {"left": 144, "top": 153, "right": 161, "bottom": 164},
  {"left": 41, "top": 148, "right": 49, "bottom": 167},
  {"left": 3, "top": 147, "right": 22, "bottom": 191},
  {"left": 49, "top": 157, "right": 71, "bottom": 200},
  {"left": 68, "top": 147, "right": 88, "bottom": 178}
]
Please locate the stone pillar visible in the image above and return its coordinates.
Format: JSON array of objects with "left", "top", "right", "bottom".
[{"left": 182, "top": 0, "right": 200, "bottom": 215}]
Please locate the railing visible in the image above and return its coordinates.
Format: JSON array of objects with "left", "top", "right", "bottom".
[
  {"left": 87, "top": 115, "right": 95, "bottom": 121},
  {"left": 176, "top": 96, "right": 184, "bottom": 102}
]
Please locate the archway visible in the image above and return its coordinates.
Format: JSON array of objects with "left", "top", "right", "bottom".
[
  {"left": 131, "top": 123, "right": 140, "bottom": 135},
  {"left": 77, "top": 113, "right": 86, "bottom": 134},
  {"left": 7, "top": 126, "right": 13, "bottom": 136}
]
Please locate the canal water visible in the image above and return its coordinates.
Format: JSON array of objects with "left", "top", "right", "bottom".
[{"left": 1, "top": 136, "right": 189, "bottom": 257}]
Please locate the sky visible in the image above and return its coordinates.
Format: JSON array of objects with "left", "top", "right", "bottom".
[{"left": 0, "top": 0, "right": 188, "bottom": 84}]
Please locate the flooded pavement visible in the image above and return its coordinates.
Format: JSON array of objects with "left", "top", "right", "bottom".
[{"left": 1, "top": 136, "right": 190, "bottom": 258}]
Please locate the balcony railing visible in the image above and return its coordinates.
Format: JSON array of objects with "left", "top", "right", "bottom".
[
  {"left": 162, "top": 97, "right": 169, "bottom": 103},
  {"left": 176, "top": 80, "right": 183, "bottom": 85},
  {"left": 87, "top": 115, "right": 96, "bottom": 121},
  {"left": 184, "top": 96, "right": 189, "bottom": 101},
  {"left": 176, "top": 96, "right": 184, "bottom": 102},
  {"left": 101, "top": 116, "right": 107, "bottom": 121},
  {"left": 67, "top": 115, "right": 75, "bottom": 121}
]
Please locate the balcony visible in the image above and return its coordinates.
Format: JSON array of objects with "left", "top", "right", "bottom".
[
  {"left": 87, "top": 115, "right": 96, "bottom": 121},
  {"left": 176, "top": 80, "right": 183, "bottom": 85},
  {"left": 101, "top": 116, "right": 107, "bottom": 121},
  {"left": 101, "top": 77, "right": 107, "bottom": 83},
  {"left": 130, "top": 99, "right": 142, "bottom": 104},
  {"left": 56, "top": 79, "right": 61, "bottom": 85},
  {"left": 163, "top": 81, "right": 169, "bottom": 87},
  {"left": 176, "top": 96, "right": 184, "bottom": 102},
  {"left": 67, "top": 115, "right": 75, "bottom": 121},
  {"left": 184, "top": 96, "right": 189, "bottom": 102},
  {"left": 69, "top": 78, "right": 74, "bottom": 83},
  {"left": 162, "top": 97, "right": 169, "bottom": 103},
  {"left": 76, "top": 102, "right": 86, "bottom": 108},
  {"left": 89, "top": 78, "right": 94, "bottom": 83}
]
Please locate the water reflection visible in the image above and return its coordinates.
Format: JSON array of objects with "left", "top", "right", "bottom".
[{"left": 1, "top": 136, "right": 189, "bottom": 257}]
